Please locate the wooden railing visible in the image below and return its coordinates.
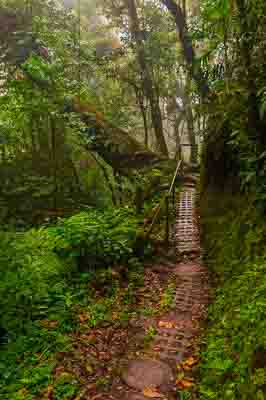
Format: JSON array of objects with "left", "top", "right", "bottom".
[{"left": 143, "top": 159, "right": 183, "bottom": 245}]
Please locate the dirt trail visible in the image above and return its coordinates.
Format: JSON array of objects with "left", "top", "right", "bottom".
[
  {"left": 72, "top": 178, "right": 209, "bottom": 400},
  {"left": 101, "top": 179, "right": 209, "bottom": 400}
]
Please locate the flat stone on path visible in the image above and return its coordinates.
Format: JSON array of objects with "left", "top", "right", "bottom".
[{"left": 122, "top": 359, "right": 174, "bottom": 391}]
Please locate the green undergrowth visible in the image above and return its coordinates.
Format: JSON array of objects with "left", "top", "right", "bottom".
[
  {"left": 138, "top": 162, "right": 181, "bottom": 216},
  {"left": 199, "top": 188, "right": 266, "bottom": 399},
  {"left": 0, "top": 207, "right": 147, "bottom": 400}
]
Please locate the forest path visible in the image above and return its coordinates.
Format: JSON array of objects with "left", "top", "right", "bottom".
[{"left": 105, "top": 178, "right": 209, "bottom": 400}]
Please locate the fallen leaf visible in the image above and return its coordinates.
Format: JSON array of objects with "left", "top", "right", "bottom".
[
  {"left": 158, "top": 321, "right": 176, "bottom": 329},
  {"left": 182, "top": 356, "right": 199, "bottom": 370},
  {"left": 176, "top": 379, "right": 194, "bottom": 389},
  {"left": 86, "top": 383, "right": 97, "bottom": 391},
  {"left": 85, "top": 363, "right": 94, "bottom": 374},
  {"left": 40, "top": 319, "right": 59, "bottom": 329},
  {"left": 143, "top": 386, "right": 163, "bottom": 398},
  {"left": 40, "top": 384, "right": 53, "bottom": 399},
  {"left": 78, "top": 313, "right": 88, "bottom": 323},
  {"left": 112, "top": 312, "right": 119, "bottom": 320},
  {"left": 47, "top": 384, "right": 53, "bottom": 400},
  {"left": 184, "top": 356, "right": 199, "bottom": 367}
]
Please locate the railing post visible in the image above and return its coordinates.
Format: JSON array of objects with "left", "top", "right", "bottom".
[
  {"left": 165, "top": 194, "right": 169, "bottom": 247},
  {"left": 143, "top": 160, "right": 181, "bottom": 244},
  {"left": 172, "top": 181, "right": 175, "bottom": 208}
]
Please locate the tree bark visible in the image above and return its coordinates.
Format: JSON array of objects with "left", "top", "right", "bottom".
[
  {"left": 186, "top": 107, "right": 197, "bottom": 164},
  {"left": 182, "top": 0, "right": 186, "bottom": 20},
  {"left": 50, "top": 117, "right": 58, "bottom": 209},
  {"left": 161, "top": 0, "right": 209, "bottom": 97},
  {"left": 90, "top": 152, "right": 117, "bottom": 206},
  {"left": 125, "top": 0, "right": 168, "bottom": 156},
  {"left": 236, "top": 0, "right": 262, "bottom": 148},
  {"left": 174, "top": 112, "right": 184, "bottom": 160},
  {"left": 134, "top": 86, "right": 149, "bottom": 147}
]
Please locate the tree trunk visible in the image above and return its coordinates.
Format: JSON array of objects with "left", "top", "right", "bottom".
[
  {"left": 162, "top": 0, "right": 209, "bottom": 97},
  {"left": 50, "top": 117, "right": 58, "bottom": 209},
  {"left": 182, "top": 0, "right": 186, "bottom": 20},
  {"left": 90, "top": 152, "right": 118, "bottom": 206},
  {"left": 134, "top": 86, "right": 149, "bottom": 147},
  {"left": 174, "top": 113, "right": 183, "bottom": 160},
  {"left": 126, "top": 0, "right": 168, "bottom": 156},
  {"left": 236, "top": 0, "right": 262, "bottom": 149},
  {"left": 186, "top": 107, "right": 197, "bottom": 164},
  {"left": 184, "top": 73, "right": 197, "bottom": 164}
]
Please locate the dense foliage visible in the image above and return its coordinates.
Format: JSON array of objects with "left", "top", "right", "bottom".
[
  {"left": 199, "top": 0, "right": 266, "bottom": 207},
  {"left": 200, "top": 190, "right": 266, "bottom": 399},
  {"left": 1, "top": 0, "right": 266, "bottom": 398},
  {"left": 0, "top": 207, "right": 143, "bottom": 399}
]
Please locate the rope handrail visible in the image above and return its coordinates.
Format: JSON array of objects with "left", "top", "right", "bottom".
[
  {"left": 168, "top": 160, "right": 182, "bottom": 197},
  {"left": 143, "top": 159, "right": 183, "bottom": 243}
]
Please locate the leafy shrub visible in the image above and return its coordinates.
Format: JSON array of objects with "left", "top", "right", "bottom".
[
  {"left": 0, "top": 207, "right": 139, "bottom": 333},
  {"left": 200, "top": 192, "right": 266, "bottom": 399},
  {"left": 46, "top": 207, "right": 139, "bottom": 268},
  {"left": 0, "top": 206, "right": 142, "bottom": 399},
  {"left": 0, "top": 229, "right": 75, "bottom": 336}
]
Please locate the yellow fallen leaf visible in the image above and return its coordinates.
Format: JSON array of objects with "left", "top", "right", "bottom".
[
  {"left": 158, "top": 321, "right": 176, "bottom": 329},
  {"left": 85, "top": 363, "right": 93, "bottom": 374},
  {"left": 112, "top": 312, "right": 119, "bottom": 320},
  {"left": 143, "top": 386, "right": 163, "bottom": 398},
  {"left": 176, "top": 377, "right": 194, "bottom": 389},
  {"left": 182, "top": 356, "right": 199, "bottom": 371},
  {"left": 183, "top": 356, "right": 199, "bottom": 367},
  {"left": 78, "top": 313, "right": 88, "bottom": 323}
]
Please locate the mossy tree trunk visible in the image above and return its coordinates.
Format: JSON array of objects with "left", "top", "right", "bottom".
[{"left": 125, "top": 0, "right": 168, "bottom": 157}]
